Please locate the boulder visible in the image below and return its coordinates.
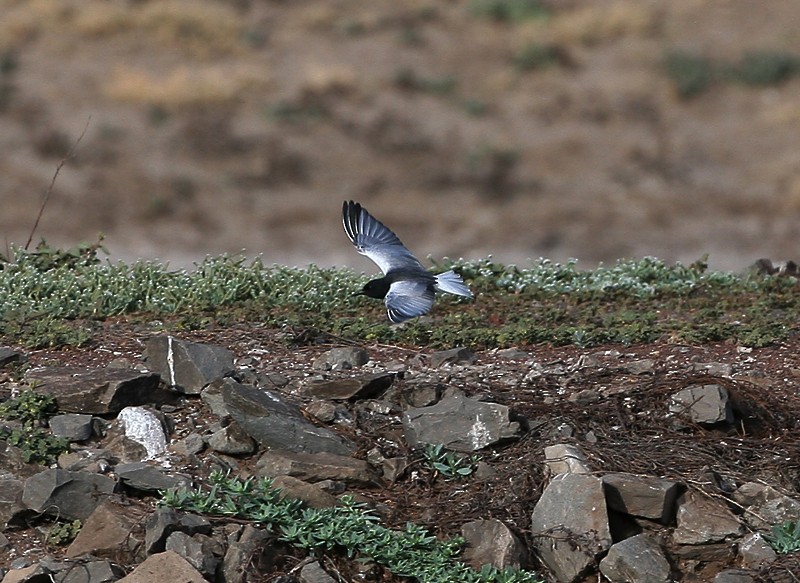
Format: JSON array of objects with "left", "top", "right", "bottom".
[{"left": 145, "top": 336, "right": 234, "bottom": 394}]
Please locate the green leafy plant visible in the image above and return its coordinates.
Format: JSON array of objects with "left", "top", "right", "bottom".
[
  {"left": 664, "top": 50, "right": 715, "bottom": 99},
  {"left": 0, "top": 390, "right": 70, "bottom": 464},
  {"left": 422, "top": 444, "right": 480, "bottom": 480},
  {"left": 765, "top": 520, "right": 800, "bottom": 554},
  {"left": 160, "top": 471, "right": 541, "bottom": 583},
  {"left": 46, "top": 520, "right": 82, "bottom": 545},
  {"left": 469, "top": 0, "right": 550, "bottom": 23}
]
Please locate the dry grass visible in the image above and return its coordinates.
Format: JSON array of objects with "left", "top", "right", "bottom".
[
  {"left": 549, "top": 1, "right": 660, "bottom": 47},
  {"left": 103, "top": 65, "right": 269, "bottom": 108}
]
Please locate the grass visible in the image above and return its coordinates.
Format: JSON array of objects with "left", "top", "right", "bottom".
[
  {"left": 0, "top": 241, "right": 797, "bottom": 350},
  {"left": 161, "top": 471, "right": 541, "bottom": 583}
]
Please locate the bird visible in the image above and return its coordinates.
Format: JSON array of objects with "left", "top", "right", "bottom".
[{"left": 342, "top": 200, "right": 472, "bottom": 323}]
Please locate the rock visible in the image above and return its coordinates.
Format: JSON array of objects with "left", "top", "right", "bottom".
[
  {"left": 672, "top": 490, "right": 743, "bottom": 545},
  {"left": 461, "top": 518, "right": 527, "bottom": 570},
  {"left": 733, "top": 482, "right": 800, "bottom": 530},
  {"left": 57, "top": 448, "right": 117, "bottom": 473},
  {"left": 0, "top": 346, "right": 26, "bottom": 367},
  {"left": 207, "top": 422, "right": 256, "bottom": 455},
  {"left": 403, "top": 388, "right": 521, "bottom": 452},
  {"left": 669, "top": 384, "right": 733, "bottom": 424},
  {"left": 300, "top": 560, "right": 336, "bottom": 583},
  {"left": 144, "top": 507, "right": 212, "bottom": 555},
  {"left": 116, "top": 462, "right": 189, "bottom": 492},
  {"left": 304, "top": 400, "right": 339, "bottom": 423},
  {"left": 116, "top": 407, "right": 168, "bottom": 460},
  {"left": 116, "top": 550, "right": 206, "bottom": 583},
  {"left": 543, "top": 443, "right": 591, "bottom": 475},
  {"left": 165, "top": 531, "right": 224, "bottom": 578},
  {"left": 25, "top": 367, "right": 169, "bottom": 414},
  {"left": 312, "top": 347, "right": 369, "bottom": 370},
  {"left": 530, "top": 473, "right": 612, "bottom": 583},
  {"left": 429, "top": 347, "right": 476, "bottom": 367},
  {"left": 495, "top": 348, "right": 530, "bottom": 359},
  {"left": 222, "top": 379, "right": 355, "bottom": 455},
  {"left": 170, "top": 433, "right": 205, "bottom": 457},
  {"left": 1, "top": 564, "right": 49, "bottom": 583},
  {"left": 738, "top": 532, "right": 777, "bottom": 568},
  {"left": 61, "top": 558, "right": 125, "bottom": 583},
  {"left": 599, "top": 534, "right": 671, "bottom": 583},
  {"left": 200, "top": 379, "right": 230, "bottom": 417},
  {"left": 622, "top": 359, "right": 655, "bottom": 375},
  {"left": 67, "top": 498, "right": 148, "bottom": 559},
  {"left": 382, "top": 457, "right": 408, "bottom": 482},
  {"left": 602, "top": 473, "right": 681, "bottom": 523},
  {"left": 21, "top": 468, "right": 116, "bottom": 521},
  {"left": 256, "top": 450, "right": 378, "bottom": 486},
  {"left": 692, "top": 362, "right": 734, "bottom": 377},
  {"left": 220, "top": 525, "right": 271, "bottom": 583},
  {"left": 48, "top": 414, "right": 94, "bottom": 441},
  {"left": 0, "top": 445, "right": 38, "bottom": 528},
  {"left": 713, "top": 570, "right": 757, "bottom": 583},
  {"left": 145, "top": 336, "right": 234, "bottom": 394},
  {"left": 302, "top": 373, "right": 394, "bottom": 400},
  {"left": 271, "top": 475, "right": 338, "bottom": 509}
]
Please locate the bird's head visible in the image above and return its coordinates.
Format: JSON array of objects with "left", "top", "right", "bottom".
[{"left": 357, "top": 278, "right": 390, "bottom": 299}]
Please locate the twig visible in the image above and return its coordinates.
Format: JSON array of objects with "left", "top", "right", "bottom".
[{"left": 25, "top": 116, "right": 92, "bottom": 251}]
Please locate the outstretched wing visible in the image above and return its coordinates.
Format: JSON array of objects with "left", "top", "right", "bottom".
[
  {"left": 385, "top": 280, "right": 435, "bottom": 323},
  {"left": 342, "top": 200, "right": 425, "bottom": 275}
]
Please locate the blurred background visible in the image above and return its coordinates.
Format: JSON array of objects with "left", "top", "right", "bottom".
[{"left": 1, "top": 0, "right": 799, "bottom": 271}]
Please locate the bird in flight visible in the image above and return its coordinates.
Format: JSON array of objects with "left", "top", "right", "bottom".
[{"left": 342, "top": 200, "right": 472, "bottom": 323}]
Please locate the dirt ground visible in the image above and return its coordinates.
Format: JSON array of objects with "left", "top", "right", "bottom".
[{"left": 1, "top": 0, "right": 800, "bottom": 272}]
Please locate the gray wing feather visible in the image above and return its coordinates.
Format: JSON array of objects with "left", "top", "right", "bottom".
[
  {"left": 342, "top": 201, "right": 425, "bottom": 275},
  {"left": 385, "top": 280, "right": 435, "bottom": 323}
]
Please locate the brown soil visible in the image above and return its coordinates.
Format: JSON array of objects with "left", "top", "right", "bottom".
[{"left": 1, "top": 1, "right": 800, "bottom": 270}]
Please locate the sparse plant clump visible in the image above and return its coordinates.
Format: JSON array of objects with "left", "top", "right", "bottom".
[
  {"left": 765, "top": 520, "right": 800, "bottom": 555},
  {"left": 0, "top": 390, "right": 70, "bottom": 464},
  {"left": 46, "top": 520, "right": 82, "bottom": 546},
  {"left": 422, "top": 444, "right": 480, "bottom": 480},
  {"left": 161, "top": 471, "right": 542, "bottom": 583}
]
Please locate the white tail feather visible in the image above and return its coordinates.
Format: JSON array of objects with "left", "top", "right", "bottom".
[{"left": 434, "top": 270, "right": 472, "bottom": 297}]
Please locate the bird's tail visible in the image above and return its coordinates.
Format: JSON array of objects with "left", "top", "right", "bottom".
[{"left": 434, "top": 270, "right": 472, "bottom": 297}]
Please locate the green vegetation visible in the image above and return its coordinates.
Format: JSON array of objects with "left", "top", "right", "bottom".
[
  {"left": 0, "top": 391, "right": 70, "bottom": 464},
  {"left": 422, "top": 444, "right": 480, "bottom": 480},
  {"left": 0, "top": 241, "right": 796, "bottom": 350},
  {"left": 46, "top": 520, "right": 82, "bottom": 546},
  {"left": 161, "top": 471, "right": 540, "bottom": 583},
  {"left": 513, "top": 43, "right": 563, "bottom": 71},
  {"left": 765, "top": 520, "right": 800, "bottom": 555},
  {"left": 665, "top": 48, "right": 800, "bottom": 98},
  {"left": 469, "top": 0, "right": 550, "bottom": 23},
  {"left": 394, "top": 68, "right": 459, "bottom": 96}
]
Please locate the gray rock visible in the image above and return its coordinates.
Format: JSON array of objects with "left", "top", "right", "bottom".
[
  {"left": 116, "top": 462, "right": 189, "bottom": 492},
  {"left": 403, "top": 388, "right": 521, "bottom": 452},
  {"left": 713, "top": 570, "right": 756, "bottom": 583},
  {"left": 300, "top": 560, "right": 336, "bottom": 583},
  {"left": 693, "top": 362, "right": 734, "bottom": 377},
  {"left": 67, "top": 498, "right": 148, "bottom": 560},
  {"left": 271, "top": 475, "right": 338, "bottom": 509},
  {"left": 312, "top": 347, "right": 369, "bottom": 370},
  {"left": 669, "top": 384, "right": 733, "bottom": 424},
  {"left": 495, "top": 348, "right": 530, "bottom": 359},
  {"left": 0, "top": 478, "right": 24, "bottom": 529},
  {"left": 21, "top": 468, "right": 116, "bottom": 521},
  {"left": 622, "top": 359, "right": 655, "bottom": 375},
  {"left": 0, "top": 346, "right": 26, "bottom": 367},
  {"left": 256, "top": 449, "right": 378, "bottom": 486},
  {"left": 61, "top": 559, "right": 125, "bottom": 583},
  {"left": 116, "top": 550, "right": 206, "bottom": 583},
  {"left": 599, "top": 534, "right": 671, "bottom": 583},
  {"left": 304, "top": 400, "right": 339, "bottom": 423},
  {"left": 543, "top": 443, "right": 591, "bottom": 475},
  {"left": 302, "top": 373, "right": 394, "bottom": 400},
  {"left": 207, "top": 422, "right": 256, "bottom": 455},
  {"left": 25, "top": 367, "right": 168, "bottom": 414},
  {"left": 430, "top": 347, "right": 476, "bottom": 367},
  {"left": 461, "top": 518, "right": 527, "bottom": 570},
  {"left": 170, "top": 433, "right": 205, "bottom": 457},
  {"left": 738, "top": 532, "right": 777, "bottom": 568},
  {"left": 200, "top": 379, "right": 229, "bottom": 417},
  {"left": 220, "top": 525, "right": 271, "bottom": 583},
  {"left": 49, "top": 414, "right": 94, "bottom": 441},
  {"left": 1, "top": 563, "right": 51, "bottom": 583},
  {"left": 165, "top": 531, "right": 224, "bottom": 578},
  {"left": 116, "top": 407, "right": 168, "bottom": 460},
  {"left": 530, "top": 473, "right": 612, "bottom": 583},
  {"left": 145, "top": 336, "right": 234, "bottom": 394},
  {"left": 57, "top": 448, "right": 117, "bottom": 473},
  {"left": 672, "top": 490, "right": 743, "bottom": 545},
  {"left": 222, "top": 379, "right": 355, "bottom": 455},
  {"left": 144, "top": 507, "right": 212, "bottom": 555},
  {"left": 602, "top": 473, "right": 681, "bottom": 523}
]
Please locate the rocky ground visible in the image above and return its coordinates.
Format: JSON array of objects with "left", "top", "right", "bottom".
[{"left": 1, "top": 320, "right": 800, "bottom": 582}]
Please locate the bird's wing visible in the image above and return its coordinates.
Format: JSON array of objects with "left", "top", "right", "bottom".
[
  {"left": 342, "top": 200, "right": 425, "bottom": 275},
  {"left": 385, "top": 280, "right": 435, "bottom": 323}
]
